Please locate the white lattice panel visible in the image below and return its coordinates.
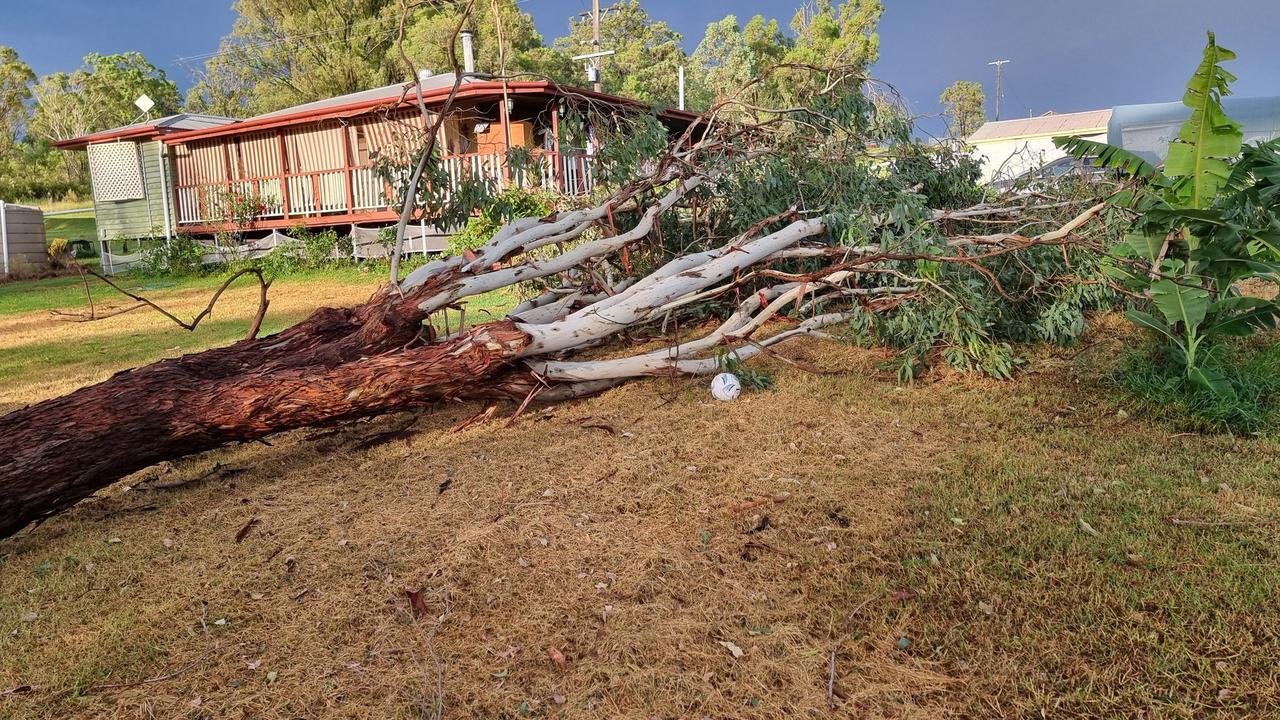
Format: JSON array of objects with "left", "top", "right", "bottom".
[{"left": 88, "top": 143, "right": 144, "bottom": 202}]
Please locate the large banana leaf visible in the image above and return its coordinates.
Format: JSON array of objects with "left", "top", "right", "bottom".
[
  {"left": 1202, "top": 296, "right": 1280, "bottom": 337},
  {"left": 1100, "top": 262, "right": 1147, "bottom": 291},
  {"left": 1246, "top": 231, "right": 1280, "bottom": 259},
  {"left": 1121, "top": 230, "right": 1166, "bottom": 264},
  {"left": 1149, "top": 278, "right": 1210, "bottom": 330},
  {"left": 1226, "top": 136, "right": 1280, "bottom": 189},
  {"left": 1164, "top": 33, "right": 1243, "bottom": 209},
  {"left": 1125, "top": 309, "right": 1178, "bottom": 344},
  {"left": 1188, "top": 364, "right": 1235, "bottom": 398},
  {"left": 1053, "top": 136, "right": 1167, "bottom": 183}
]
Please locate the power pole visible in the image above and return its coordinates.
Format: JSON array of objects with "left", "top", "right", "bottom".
[
  {"left": 592, "top": 0, "right": 602, "bottom": 93},
  {"left": 988, "top": 59, "right": 1010, "bottom": 121},
  {"left": 572, "top": 2, "right": 611, "bottom": 92}
]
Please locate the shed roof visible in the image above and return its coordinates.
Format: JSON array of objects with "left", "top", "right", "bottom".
[
  {"left": 1109, "top": 95, "right": 1280, "bottom": 164},
  {"left": 51, "top": 113, "right": 239, "bottom": 149},
  {"left": 968, "top": 109, "right": 1112, "bottom": 143}
]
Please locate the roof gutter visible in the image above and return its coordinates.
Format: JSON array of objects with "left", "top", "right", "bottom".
[
  {"left": 163, "top": 81, "right": 554, "bottom": 144},
  {"left": 52, "top": 126, "right": 165, "bottom": 150}
]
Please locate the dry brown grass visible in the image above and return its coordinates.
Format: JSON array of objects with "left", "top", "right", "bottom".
[
  {"left": 4, "top": 299, "right": 1280, "bottom": 718},
  {"left": 0, "top": 338, "right": 976, "bottom": 719}
]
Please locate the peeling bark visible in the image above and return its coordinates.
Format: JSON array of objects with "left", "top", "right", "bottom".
[{"left": 0, "top": 270, "right": 534, "bottom": 538}]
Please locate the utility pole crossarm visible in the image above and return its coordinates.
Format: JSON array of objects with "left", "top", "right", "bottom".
[{"left": 571, "top": 1, "right": 609, "bottom": 92}]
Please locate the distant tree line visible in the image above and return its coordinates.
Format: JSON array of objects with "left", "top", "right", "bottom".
[
  {"left": 0, "top": 49, "right": 181, "bottom": 201},
  {"left": 0, "top": 0, "right": 890, "bottom": 202}
]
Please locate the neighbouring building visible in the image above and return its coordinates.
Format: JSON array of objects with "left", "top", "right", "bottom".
[
  {"left": 968, "top": 95, "right": 1280, "bottom": 184},
  {"left": 967, "top": 109, "right": 1111, "bottom": 184},
  {"left": 1108, "top": 96, "right": 1280, "bottom": 165},
  {"left": 0, "top": 201, "right": 48, "bottom": 277}
]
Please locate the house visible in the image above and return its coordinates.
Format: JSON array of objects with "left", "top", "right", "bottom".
[
  {"left": 54, "top": 74, "right": 699, "bottom": 246},
  {"left": 967, "top": 109, "right": 1112, "bottom": 184}
]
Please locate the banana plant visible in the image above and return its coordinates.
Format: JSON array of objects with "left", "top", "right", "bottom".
[{"left": 1054, "top": 32, "right": 1280, "bottom": 397}]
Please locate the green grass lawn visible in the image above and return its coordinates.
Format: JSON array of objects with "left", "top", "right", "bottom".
[
  {"left": 1, "top": 330, "right": 1279, "bottom": 717},
  {"left": 43, "top": 211, "right": 97, "bottom": 244},
  {"left": 0, "top": 267, "right": 519, "bottom": 403},
  {"left": 0, "top": 266, "right": 380, "bottom": 317},
  {"left": 887, "top": 361, "right": 1280, "bottom": 715}
]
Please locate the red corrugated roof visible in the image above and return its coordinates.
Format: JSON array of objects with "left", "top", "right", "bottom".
[
  {"left": 53, "top": 77, "right": 701, "bottom": 151},
  {"left": 160, "top": 77, "right": 700, "bottom": 145},
  {"left": 51, "top": 113, "right": 238, "bottom": 149}
]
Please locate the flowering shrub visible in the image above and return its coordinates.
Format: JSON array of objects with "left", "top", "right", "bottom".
[{"left": 220, "top": 191, "right": 270, "bottom": 231}]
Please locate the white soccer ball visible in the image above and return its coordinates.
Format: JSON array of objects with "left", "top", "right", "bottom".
[{"left": 710, "top": 372, "right": 742, "bottom": 401}]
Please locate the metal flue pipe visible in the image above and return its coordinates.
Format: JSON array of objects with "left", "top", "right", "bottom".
[{"left": 460, "top": 30, "right": 477, "bottom": 74}]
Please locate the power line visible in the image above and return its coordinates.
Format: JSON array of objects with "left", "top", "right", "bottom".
[{"left": 175, "top": 21, "right": 366, "bottom": 67}]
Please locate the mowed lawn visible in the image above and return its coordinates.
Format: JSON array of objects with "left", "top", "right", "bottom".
[
  {"left": 1, "top": 272, "right": 1279, "bottom": 718},
  {"left": 42, "top": 211, "right": 97, "bottom": 245},
  {"left": 0, "top": 268, "right": 515, "bottom": 411},
  {"left": 0, "top": 269, "right": 384, "bottom": 411}
]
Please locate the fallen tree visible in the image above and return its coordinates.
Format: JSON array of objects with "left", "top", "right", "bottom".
[{"left": 0, "top": 70, "right": 1122, "bottom": 540}]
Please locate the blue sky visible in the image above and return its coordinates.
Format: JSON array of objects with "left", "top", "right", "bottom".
[{"left": 3, "top": 0, "right": 1278, "bottom": 136}]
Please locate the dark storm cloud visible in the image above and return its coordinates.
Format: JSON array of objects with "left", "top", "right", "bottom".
[{"left": 3, "top": 0, "right": 1276, "bottom": 136}]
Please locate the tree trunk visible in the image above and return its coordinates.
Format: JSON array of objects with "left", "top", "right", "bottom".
[
  {"left": 0, "top": 278, "right": 530, "bottom": 539},
  {"left": 0, "top": 160, "right": 1082, "bottom": 540}
]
